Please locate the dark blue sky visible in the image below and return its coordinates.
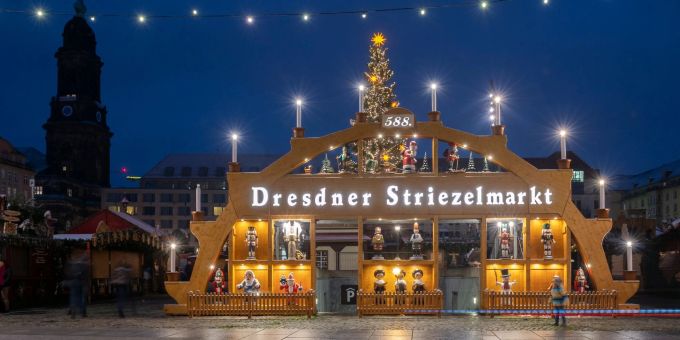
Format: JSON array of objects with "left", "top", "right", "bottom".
[{"left": 1, "top": 0, "right": 679, "bottom": 187}]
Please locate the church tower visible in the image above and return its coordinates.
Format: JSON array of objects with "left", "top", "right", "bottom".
[{"left": 37, "top": 1, "right": 112, "bottom": 229}]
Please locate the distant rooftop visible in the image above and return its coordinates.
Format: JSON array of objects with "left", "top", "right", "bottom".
[
  {"left": 612, "top": 158, "right": 680, "bottom": 191},
  {"left": 143, "top": 153, "right": 281, "bottom": 179}
]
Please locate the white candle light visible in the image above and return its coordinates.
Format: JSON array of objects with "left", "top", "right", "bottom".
[
  {"left": 196, "top": 184, "right": 202, "bottom": 212},
  {"left": 170, "top": 243, "right": 177, "bottom": 272},
  {"left": 598, "top": 179, "right": 606, "bottom": 209},
  {"left": 430, "top": 83, "right": 438, "bottom": 112},
  {"left": 626, "top": 241, "right": 633, "bottom": 271},
  {"left": 559, "top": 130, "right": 567, "bottom": 160},
  {"left": 295, "top": 98, "right": 302, "bottom": 128},
  {"left": 358, "top": 85, "right": 365, "bottom": 112},
  {"left": 494, "top": 95, "right": 502, "bottom": 125},
  {"left": 231, "top": 134, "right": 238, "bottom": 163}
]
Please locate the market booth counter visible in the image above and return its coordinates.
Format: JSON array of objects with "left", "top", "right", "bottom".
[{"left": 165, "top": 107, "right": 639, "bottom": 316}]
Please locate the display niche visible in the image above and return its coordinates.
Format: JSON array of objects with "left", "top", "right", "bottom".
[
  {"left": 486, "top": 218, "right": 525, "bottom": 260},
  {"left": 363, "top": 219, "right": 433, "bottom": 261},
  {"left": 273, "top": 220, "right": 311, "bottom": 261}
]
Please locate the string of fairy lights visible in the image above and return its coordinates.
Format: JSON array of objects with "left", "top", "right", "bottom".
[{"left": 0, "top": 0, "right": 554, "bottom": 25}]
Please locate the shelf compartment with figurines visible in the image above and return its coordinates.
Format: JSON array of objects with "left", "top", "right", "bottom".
[
  {"left": 272, "top": 219, "right": 312, "bottom": 261},
  {"left": 528, "top": 218, "right": 568, "bottom": 261},
  {"left": 363, "top": 219, "right": 433, "bottom": 261},
  {"left": 231, "top": 219, "right": 270, "bottom": 261}
]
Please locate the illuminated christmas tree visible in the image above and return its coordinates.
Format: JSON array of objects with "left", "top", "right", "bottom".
[
  {"left": 466, "top": 151, "right": 476, "bottom": 172},
  {"left": 362, "top": 33, "right": 402, "bottom": 173},
  {"left": 419, "top": 152, "right": 431, "bottom": 173},
  {"left": 482, "top": 157, "right": 490, "bottom": 172},
  {"left": 320, "top": 154, "right": 334, "bottom": 173}
]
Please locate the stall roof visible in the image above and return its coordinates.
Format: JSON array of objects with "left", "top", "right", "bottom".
[
  {"left": 65, "top": 209, "right": 157, "bottom": 235},
  {"left": 53, "top": 234, "right": 92, "bottom": 240}
]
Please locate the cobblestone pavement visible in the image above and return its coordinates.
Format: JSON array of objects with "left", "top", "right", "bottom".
[{"left": 1, "top": 297, "right": 679, "bottom": 339}]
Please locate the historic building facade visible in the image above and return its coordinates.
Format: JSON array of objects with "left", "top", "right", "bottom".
[
  {"left": 0, "top": 137, "right": 36, "bottom": 204},
  {"left": 35, "top": 4, "right": 112, "bottom": 230}
]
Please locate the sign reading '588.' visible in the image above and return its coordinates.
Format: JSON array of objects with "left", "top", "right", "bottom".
[{"left": 382, "top": 113, "right": 415, "bottom": 128}]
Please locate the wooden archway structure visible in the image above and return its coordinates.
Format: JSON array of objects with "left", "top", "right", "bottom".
[{"left": 164, "top": 108, "right": 638, "bottom": 314}]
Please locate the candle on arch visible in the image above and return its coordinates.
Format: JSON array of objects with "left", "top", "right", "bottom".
[
  {"left": 598, "top": 179, "right": 606, "bottom": 209},
  {"left": 231, "top": 134, "right": 238, "bottom": 163},
  {"left": 196, "top": 184, "right": 202, "bottom": 212},
  {"left": 626, "top": 241, "right": 633, "bottom": 271},
  {"left": 295, "top": 98, "right": 302, "bottom": 128},
  {"left": 430, "top": 83, "right": 438, "bottom": 112},
  {"left": 559, "top": 130, "right": 567, "bottom": 160},
  {"left": 170, "top": 243, "right": 177, "bottom": 272},
  {"left": 358, "top": 85, "right": 365, "bottom": 112}
]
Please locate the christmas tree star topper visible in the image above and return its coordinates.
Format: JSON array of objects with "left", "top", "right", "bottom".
[{"left": 371, "top": 32, "right": 386, "bottom": 46}]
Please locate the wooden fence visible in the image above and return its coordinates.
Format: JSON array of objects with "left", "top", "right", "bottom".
[
  {"left": 357, "top": 290, "right": 444, "bottom": 317},
  {"left": 483, "top": 290, "right": 617, "bottom": 312},
  {"left": 187, "top": 291, "right": 315, "bottom": 318}
]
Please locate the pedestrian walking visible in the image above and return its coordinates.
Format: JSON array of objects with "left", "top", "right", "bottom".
[
  {"left": 65, "top": 254, "right": 89, "bottom": 318},
  {"left": 550, "top": 275, "right": 568, "bottom": 326},
  {"left": 0, "top": 257, "right": 12, "bottom": 313},
  {"left": 111, "top": 260, "right": 133, "bottom": 318}
]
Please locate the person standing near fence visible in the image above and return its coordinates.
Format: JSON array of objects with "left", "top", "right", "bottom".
[{"left": 550, "top": 275, "right": 568, "bottom": 326}]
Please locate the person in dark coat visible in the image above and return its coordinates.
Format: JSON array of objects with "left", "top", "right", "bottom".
[{"left": 0, "top": 257, "right": 11, "bottom": 313}]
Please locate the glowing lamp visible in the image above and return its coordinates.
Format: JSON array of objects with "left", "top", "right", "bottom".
[
  {"left": 138, "top": 15, "right": 146, "bottom": 23},
  {"left": 392, "top": 267, "right": 402, "bottom": 276}
]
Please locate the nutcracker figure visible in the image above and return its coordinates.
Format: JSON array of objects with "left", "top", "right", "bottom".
[
  {"left": 401, "top": 140, "right": 417, "bottom": 173},
  {"left": 371, "top": 227, "right": 385, "bottom": 260},
  {"left": 573, "top": 267, "right": 589, "bottom": 293},
  {"left": 236, "top": 270, "right": 261, "bottom": 294},
  {"left": 541, "top": 223, "right": 556, "bottom": 260},
  {"left": 443, "top": 142, "right": 460, "bottom": 172},
  {"left": 283, "top": 221, "right": 302, "bottom": 260},
  {"left": 409, "top": 222, "right": 424, "bottom": 260},
  {"left": 211, "top": 268, "right": 226, "bottom": 294},
  {"left": 245, "top": 225, "right": 258, "bottom": 260},
  {"left": 412, "top": 269, "right": 426, "bottom": 293},
  {"left": 373, "top": 269, "right": 386, "bottom": 294},
  {"left": 499, "top": 223, "right": 511, "bottom": 259}
]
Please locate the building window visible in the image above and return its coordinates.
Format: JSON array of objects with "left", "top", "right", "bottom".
[
  {"left": 198, "top": 167, "right": 209, "bottom": 177},
  {"left": 179, "top": 166, "right": 191, "bottom": 177},
  {"left": 572, "top": 170, "right": 584, "bottom": 183},
  {"left": 107, "top": 205, "right": 120, "bottom": 212},
  {"left": 201, "top": 194, "right": 208, "bottom": 203},
  {"left": 160, "top": 193, "right": 173, "bottom": 203},
  {"left": 316, "top": 250, "right": 328, "bottom": 269},
  {"left": 213, "top": 194, "right": 226, "bottom": 204},
  {"left": 143, "top": 193, "right": 155, "bottom": 202},
  {"left": 34, "top": 186, "right": 43, "bottom": 196},
  {"left": 674, "top": 203, "right": 678, "bottom": 213},
  {"left": 160, "top": 220, "right": 173, "bottom": 228},
  {"left": 213, "top": 206, "right": 225, "bottom": 216},
  {"left": 160, "top": 207, "right": 173, "bottom": 216},
  {"left": 594, "top": 200, "right": 599, "bottom": 210},
  {"left": 143, "top": 220, "right": 155, "bottom": 226},
  {"left": 142, "top": 206, "right": 156, "bottom": 215},
  {"left": 178, "top": 193, "right": 191, "bottom": 203},
  {"left": 67, "top": 188, "right": 73, "bottom": 197},
  {"left": 675, "top": 191, "right": 678, "bottom": 200},
  {"left": 125, "top": 206, "right": 136, "bottom": 215},
  {"left": 177, "top": 207, "right": 191, "bottom": 216},
  {"left": 178, "top": 220, "right": 190, "bottom": 229},
  {"left": 107, "top": 193, "right": 122, "bottom": 202},
  {"left": 125, "top": 193, "right": 138, "bottom": 202},
  {"left": 163, "top": 167, "right": 175, "bottom": 177}
]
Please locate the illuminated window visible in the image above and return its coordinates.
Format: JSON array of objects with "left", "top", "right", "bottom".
[
  {"left": 67, "top": 188, "right": 73, "bottom": 197},
  {"left": 108, "top": 205, "right": 120, "bottom": 212},
  {"left": 316, "top": 250, "right": 328, "bottom": 269},
  {"left": 572, "top": 170, "right": 584, "bottom": 183},
  {"left": 34, "top": 186, "right": 43, "bottom": 196},
  {"left": 213, "top": 206, "right": 225, "bottom": 216},
  {"left": 125, "top": 206, "right": 136, "bottom": 215}
]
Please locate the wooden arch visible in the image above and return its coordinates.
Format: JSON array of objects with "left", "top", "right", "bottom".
[{"left": 164, "top": 109, "right": 638, "bottom": 313}]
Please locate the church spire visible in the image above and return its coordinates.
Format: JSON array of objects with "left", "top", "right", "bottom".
[{"left": 74, "top": 0, "right": 86, "bottom": 17}]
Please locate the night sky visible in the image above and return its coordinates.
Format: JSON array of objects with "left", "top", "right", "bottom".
[{"left": 1, "top": 0, "right": 679, "bottom": 187}]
